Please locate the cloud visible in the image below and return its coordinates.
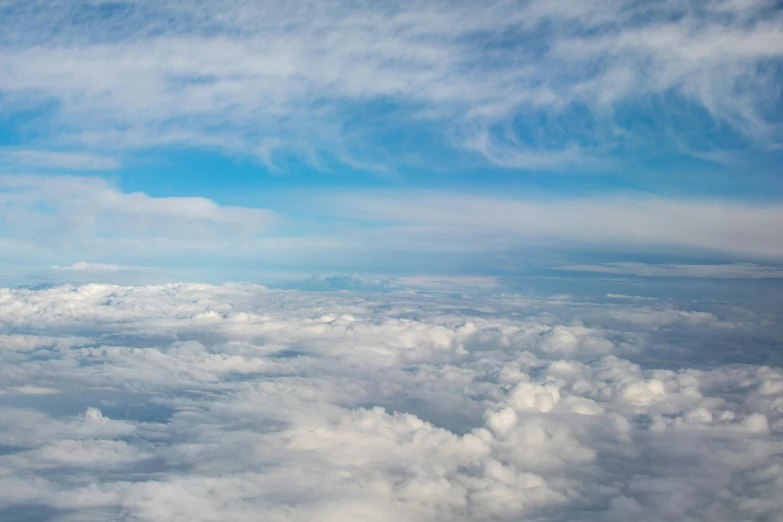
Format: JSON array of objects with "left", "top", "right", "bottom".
[
  {"left": 555, "top": 262, "right": 783, "bottom": 278},
  {"left": 0, "top": 0, "right": 780, "bottom": 169},
  {"left": 4, "top": 178, "right": 783, "bottom": 271},
  {"left": 0, "top": 282, "right": 781, "bottom": 520},
  {"left": 7, "top": 178, "right": 783, "bottom": 270},
  {"left": 269, "top": 274, "right": 502, "bottom": 294},
  {"left": 51, "top": 262, "right": 159, "bottom": 271},
  {"left": 466, "top": 135, "right": 597, "bottom": 171},
  {"left": 0, "top": 149, "right": 120, "bottom": 171},
  {"left": 396, "top": 275, "right": 502, "bottom": 293},
  {"left": 0, "top": 175, "right": 275, "bottom": 257},
  {"left": 270, "top": 274, "right": 403, "bottom": 293},
  {"left": 606, "top": 294, "right": 660, "bottom": 300},
  {"left": 0, "top": 386, "right": 58, "bottom": 395},
  {"left": 333, "top": 192, "right": 783, "bottom": 260}
]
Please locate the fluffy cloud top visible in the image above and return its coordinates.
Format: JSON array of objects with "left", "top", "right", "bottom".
[{"left": 0, "top": 283, "right": 781, "bottom": 521}]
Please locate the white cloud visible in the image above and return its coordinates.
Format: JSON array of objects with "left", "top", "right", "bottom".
[
  {"left": 606, "top": 294, "right": 660, "bottom": 300},
  {"left": 7, "top": 439, "right": 151, "bottom": 470},
  {"left": 333, "top": 193, "right": 783, "bottom": 259},
  {"left": 466, "top": 136, "right": 597, "bottom": 171},
  {"left": 271, "top": 274, "right": 403, "bottom": 293},
  {"left": 51, "top": 261, "right": 159, "bottom": 271},
  {"left": 0, "top": 0, "right": 780, "bottom": 168},
  {"left": 396, "top": 276, "right": 502, "bottom": 293},
  {"left": 0, "top": 283, "right": 781, "bottom": 520},
  {"left": 272, "top": 274, "right": 504, "bottom": 294},
  {"left": 0, "top": 149, "right": 120, "bottom": 171},
  {"left": 3, "top": 178, "right": 783, "bottom": 267},
  {"left": 0, "top": 175, "right": 274, "bottom": 256},
  {"left": 0, "top": 386, "right": 58, "bottom": 395},
  {"left": 555, "top": 262, "right": 783, "bottom": 278}
]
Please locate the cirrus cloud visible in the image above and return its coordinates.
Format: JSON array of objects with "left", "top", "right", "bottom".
[{"left": 0, "top": 0, "right": 781, "bottom": 170}]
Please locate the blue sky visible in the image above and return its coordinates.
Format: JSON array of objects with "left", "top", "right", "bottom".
[{"left": 1, "top": 0, "right": 782, "bottom": 287}]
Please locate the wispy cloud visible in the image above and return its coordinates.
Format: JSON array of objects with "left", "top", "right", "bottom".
[
  {"left": 334, "top": 192, "right": 783, "bottom": 260},
  {"left": 555, "top": 262, "right": 783, "bottom": 278},
  {"left": 50, "top": 262, "right": 160, "bottom": 271},
  {"left": 0, "top": 0, "right": 780, "bottom": 170},
  {"left": 397, "top": 275, "right": 502, "bottom": 293},
  {"left": 0, "top": 149, "right": 120, "bottom": 171},
  {"left": 0, "top": 148, "right": 120, "bottom": 171}
]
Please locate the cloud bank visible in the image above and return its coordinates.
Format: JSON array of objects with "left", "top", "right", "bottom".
[
  {"left": 4, "top": 175, "right": 783, "bottom": 270},
  {"left": 0, "top": 283, "right": 781, "bottom": 521}
]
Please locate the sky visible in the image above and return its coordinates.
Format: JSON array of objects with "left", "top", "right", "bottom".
[
  {"left": 1, "top": 3, "right": 783, "bottom": 521},
  {"left": 1, "top": 0, "right": 782, "bottom": 287}
]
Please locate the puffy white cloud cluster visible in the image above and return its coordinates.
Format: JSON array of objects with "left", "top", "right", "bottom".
[{"left": 0, "top": 283, "right": 781, "bottom": 521}]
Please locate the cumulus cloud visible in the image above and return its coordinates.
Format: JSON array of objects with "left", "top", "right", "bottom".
[
  {"left": 0, "top": 0, "right": 780, "bottom": 169},
  {"left": 0, "top": 283, "right": 781, "bottom": 521}
]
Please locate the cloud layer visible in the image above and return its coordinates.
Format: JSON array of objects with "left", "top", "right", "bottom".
[
  {"left": 335, "top": 192, "right": 783, "bottom": 259},
  {"left": 0, "top": 283, "right": 781, "bottom": 521},
  {"left": 1, "top": 0, "right": 781, "bottom": 169},
  {"left": 0, "top": 175, "right": 274, "bottom": 261},
  {"left": 555, "top": 262, "right": 783, "bottom": 278},
  {"left": 4, "top": 175, "right": 783, "bottom": 271}
]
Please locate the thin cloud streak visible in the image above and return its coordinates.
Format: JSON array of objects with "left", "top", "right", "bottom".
[
  {"left": 554, "top": 262, "right": 783, "bottom": 278},
  {"left": 50, "top": 262, "right": 161, "bottom": 272},
  {"left": 335, "top": 193, "right": 783, "bottom": 259},
  {"left": 0, "top": 149, "right": 120, "bottom": 171}
]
